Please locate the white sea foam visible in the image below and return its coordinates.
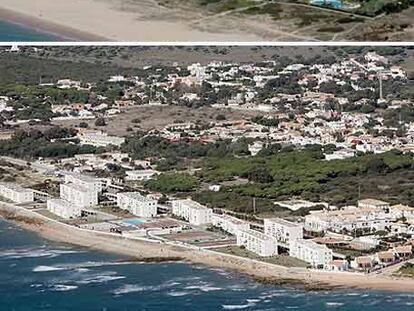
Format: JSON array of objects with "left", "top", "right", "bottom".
[
  {"left": 113, "top": 284, "right": 148, "bottom": 295},
  {"left": 0, "top": 248, "right": 81, "bottom": 259},
  {"left": 76, "top": 274, "right": 126, "bottom": 285},
  {"left": 345, "top": 292, "right": 361, "bottom": 296},
  {"left": 222, "top": 302, "right": 256, "bottom": 310},
  {"left": 33, "top": 265, "right": 65, "bottom": 272},
  {"left": 49, "top": 284, "right": 78, "bottom": 292},
  {"left": 185, "top": 285, "right": 222, "bottom": 292},
  {"left": 113, "top": 280, "right": 180, "bottom": 295},
  {"left": 167, "top": 291, "right": 192, "bottom": 297},
  {"left": 326, "top": 302, "right": 344, "bottom": 307}
]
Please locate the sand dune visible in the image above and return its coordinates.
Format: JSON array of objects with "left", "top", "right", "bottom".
[{"left": 0, "top": 0, "right": 263, "bottom": 41}]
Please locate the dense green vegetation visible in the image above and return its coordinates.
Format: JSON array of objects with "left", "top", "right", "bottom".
[
  {"left": 122, "top": 135, "right": 251, "bottom": 170},
  {"left": 0, "top": 129, "right": 101, "bottom": 159},
  {"left": 355, "top": 0, "right": 411, "bottom": 17},
  {"left": 195, "top": 147, "right": 414, "bottom": 209},
  {"left": 145, "top": 173, "right": 199, "bottom": 192},
  {"left": 0, "top": 53, "right": 135, "bottom": 85}
]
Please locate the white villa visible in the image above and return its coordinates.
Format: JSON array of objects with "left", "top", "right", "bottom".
[
  {"left": 77, "top": 130, "right": 125, "bottom": 147},
  {"left": 125, "top": 169, "right": 160, "bottom": 181}
]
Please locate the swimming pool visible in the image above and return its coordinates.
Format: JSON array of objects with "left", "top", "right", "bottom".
[{"left": 122, "top": 218, "right": 146, "bottom": 225}]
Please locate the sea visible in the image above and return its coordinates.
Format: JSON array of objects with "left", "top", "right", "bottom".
[
  {"left": 0, "top": 218, "right": 414, "bottom": 311},
  {"left": 0, "top": 20, "right": 61, "bottom": 41}
]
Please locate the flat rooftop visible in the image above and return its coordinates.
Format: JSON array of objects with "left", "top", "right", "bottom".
[
  {"left": 213, "top": 213, "right": 247, "bottom": 225},
  {"left": 118, "top": 192, "right": 155, "bottom": 202},
  {"left": 64, "top": 172, "right": 99, "bottom": 183},
  {"left": 358, "top": 198, "right": 389, "bottom": 206},
  {"left": 61, "top": 182, "right": 92, "bottom": 193},
  {"left": 265, "top": 218, "right": 301, "bottom": 228},
  {"left": 240, "top": 229, "right": 273, "bottom": 241},
  {"left": 173, "top": 199, "right": 210, "bottom": 211}
]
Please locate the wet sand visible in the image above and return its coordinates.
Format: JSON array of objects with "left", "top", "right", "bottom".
[
  {"left": 2, "top": 202, "right": 414, "bottom": 293},
  {"left": 0, "top": 0, "right": 263, "bottom": 41}
]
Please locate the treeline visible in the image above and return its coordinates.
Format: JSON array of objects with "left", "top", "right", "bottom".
[
  {"left": 122, "top": 134, "right": 252, "bottom": 170},
  {"left": 197, "top": 147, "right": 414, "bottom": 207},
  {"left": 355, "top": 0, "right": 411, "bottom": 17},
  {"left": 0, "top": 128, "right": 101, "bottom": 159},
  {"left": 0, "top": 53, "right": 136, "bottom": 85}
]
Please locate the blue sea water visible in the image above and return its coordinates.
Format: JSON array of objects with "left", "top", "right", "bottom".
[
  {"left": 0, "top": 218, "right": 414, "bottom": 311},
  {"left": 0, "top": 20, "right": 61, "bottom": 41}
]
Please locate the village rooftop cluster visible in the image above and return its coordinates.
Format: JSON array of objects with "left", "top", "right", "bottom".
[{"left": 0, "top": 49, "right": 411, "bottom": 158}]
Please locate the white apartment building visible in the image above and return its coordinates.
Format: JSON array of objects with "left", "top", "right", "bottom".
[
  {"left": 289, "top": 239, "right": 333, "bottom": 268},
  {"left": 304, "top": 207, "right": 393, "bottom": 234},
  {"left": 171, "top": 199, "right": 212, "bottom": 225},
  {"left": 358, "top": 198, "right": 390, "bottom": 211},
  {"left": 125, "top": 170, "right": 160, "bottom": 181},
  {"left": 264, "top": 218, "right": 303, "bottom": 246},
  {"left": 60, "top": 183, "right": 98, "bottom": 208},
  {"left": 390, "top": 204, "right": 414, "bottom": 219},
  {"left": 77, "top": 131, "right": 125, "bottom": 147},
  {"left": 117, "top": 192, "right": 157, "bottom": 218},
  {"left": 236, "top": 229, "right": 278, "bottom": 257},
  {"left": 211, "top": 214, "right": 250, "bottom": 236},
  {"left": 64, "top": 173, "right": 102, "bottom": 193},
  {"left": 0, "top": 182, "right": 33, "bottom": 203},
  {"left": 47, "top": 198, "right": 82, "bottom": 219}
]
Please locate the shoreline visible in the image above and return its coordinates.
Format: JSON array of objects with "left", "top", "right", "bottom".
[
  {"left": 0, "top": 7, "right": 108, "bottom": 41},
  {"left": 1, "top": 202, "right": 414, "bottom": 293}
]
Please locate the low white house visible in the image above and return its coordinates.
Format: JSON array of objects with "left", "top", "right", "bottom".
[
  {"left": 289, "top": 239, "right": 333, "bottom": 268},
  {"left": 77, "top": 131, "right": 125, "bottom": 147},
  {"left": 60, "top": 183, "right": 98, "bottom": 208},
  {"left": 211, "top": 214, "right": 250, "bottom": 236},
  {"left": 125, "top": 169, "right": 160, "bottom": 181},
  {"left": 117, "top": 192, "right": 158, "bottom": 218},
  {"left": 171, "top": 199, "right": 212, "bottom": 225},
  {"left": 0, "top": 182, "right": 33, "bottom": 203},
  {"left": 47, "top": 198, "right": 82, "bottom": 219},
  {"left": 264, "top": 218, "right": 303, "bottom": 246},
  {"left": 236, "top": 229, "right": 278, "bottom": 257}
]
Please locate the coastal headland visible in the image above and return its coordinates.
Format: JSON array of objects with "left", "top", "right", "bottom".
[{"left": 2, "top": 201, "right": 414, "bottom": 293}]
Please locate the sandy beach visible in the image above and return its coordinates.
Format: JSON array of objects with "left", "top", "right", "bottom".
[
  {"left": 1, "top": 202, "right": 414, "bottom": 293},
  {"left": 0, "top": 0, "right": 263, "bottom": 41}
]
